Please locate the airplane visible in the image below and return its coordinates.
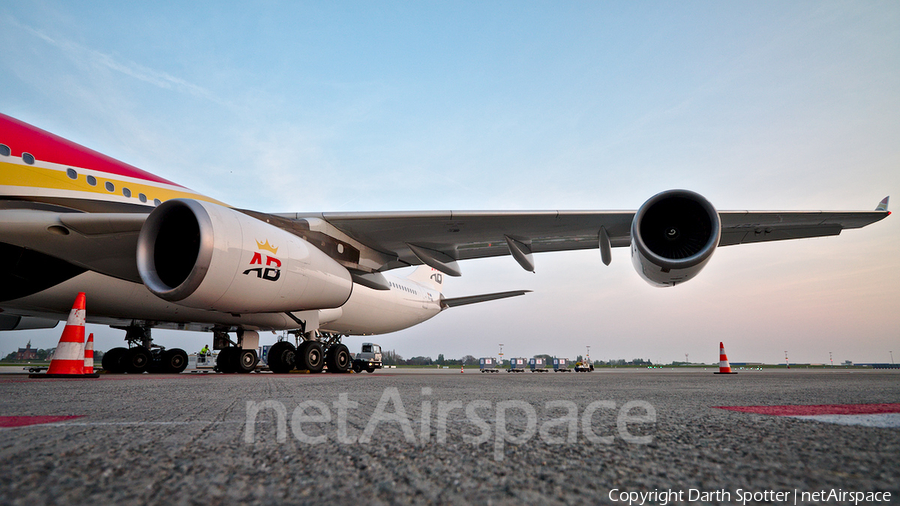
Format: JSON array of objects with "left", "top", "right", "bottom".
[{"left": 0, "top": 112, "right": 890, "bottom": 374}]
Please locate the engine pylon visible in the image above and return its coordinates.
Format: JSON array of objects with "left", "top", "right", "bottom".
[{"left": 714, "top": 341, "right": 738, "bottom": 375}]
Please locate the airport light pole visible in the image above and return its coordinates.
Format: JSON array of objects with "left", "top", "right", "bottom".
[
  {"left": 891, "top": 351, "right": 894, "bottom": 365},
  {"left": 784, "top": 351, "right": 789, "bottom": 369},
  {"left": 829, "top": 352, "right": 833, "bottom": 368},
  {"left": 499, "top": 344, "right": 503, "bottom": 364},
  {"left": 586, "top": 345, "right": 590, "bottom": 364}
]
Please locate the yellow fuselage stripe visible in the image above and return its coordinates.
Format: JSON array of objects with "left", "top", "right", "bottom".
[{"left": 0, "top": 158, "right": 227, "bottom": 208}]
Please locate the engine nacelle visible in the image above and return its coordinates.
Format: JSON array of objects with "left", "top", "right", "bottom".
[
  {"left": 631, "top": 190, "right": 721, "bottom": 287},
  {"left": 137, "top": 199, "right": 352, "bottom": 313}
]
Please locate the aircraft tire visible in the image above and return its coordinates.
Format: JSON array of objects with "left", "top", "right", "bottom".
[
  {"left": 159, "top": 349, "right": 189, "bottom": 373},
  {"left": 124, "top": 347, "right": 151, "bottom": 374},
  {"left": 235, "top": 349, "right": 259, "bottom": 373},
  {"left": 216, "top": 348, "right": 238, "bottom": 374},
  {"left": 267, "top": 342, "right": 296, "bottom": 373},
  {"left": 297, "top": 341, "right": 324, "bottom": 373},
  {"left": 325, "top": 344, "right": 351, "bottom": 373},
  {"left": 102, "top": 347, "right": 128, "bottom": 373}
]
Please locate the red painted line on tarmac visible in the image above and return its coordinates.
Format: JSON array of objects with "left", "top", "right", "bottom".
[
  {"left": 0, "top": 415, "right": 84, "bottom": 428},
  {"left": 714, "top": 403, "right": 900, "bottom": 416}
]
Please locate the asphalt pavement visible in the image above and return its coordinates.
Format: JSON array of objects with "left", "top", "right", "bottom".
[{"left": 1, "top": 368, "right": 898, "bottom": 505}]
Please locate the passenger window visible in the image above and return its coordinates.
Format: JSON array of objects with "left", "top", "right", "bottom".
[
  {"left": 139, "top": 193, "right": 148, "bottom": 203},
  {"left": 105, "top": 181, "right": 115, "bottom": 192},
  {"left": 0, "top": 144, "right": 11, "bottom": 156},
  {"left": 66, "top": 168, "right": 78, "bottom": 179},
  {"left": 87, "top": 175, "right": 97, "bottom": 186},
  {"left": 123, "top": 187, "right": 132, "bottom": 198},
  {"left": 22, "top": 153, "right": 35, "bottom": 165}
]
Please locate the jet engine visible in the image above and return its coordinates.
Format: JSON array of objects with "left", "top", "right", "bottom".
[
  {"left": 137, "top": 199, "right": 352, "bottom": 313},
  {"left": 630, "top": 190, "right": 721, "bottom": 286}
]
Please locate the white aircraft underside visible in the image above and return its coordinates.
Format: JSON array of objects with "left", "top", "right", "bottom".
[{"left": 3, "top": 268, "right": 445, "bottom": 336}]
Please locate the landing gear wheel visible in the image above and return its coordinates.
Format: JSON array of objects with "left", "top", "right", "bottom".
[
  {"left": 102, "top": 347, "right": 128, "bottom": 374},
  {"left": 216, "top": 348, "right": 239, "bottom": 374},
  {"left": 160, "top": 349, "right": 189, "bottom": 373},
  {"left": 236, "top": 349, "right": 259, "bottom": 373},
  {"left": 267, "top": 341, "right": 296, "bottom": 373},
  {"left": 297, "top": 341, "right": 324, "bottom": 373},
  {"left": 352, "top": 362, "right": 362, "bottom": 373},
  {"left": 124, "top": 347, "right": 151, "bottom": 374},
  {"left": 325, "top": 344, "right": 351, "bottom": 373}
]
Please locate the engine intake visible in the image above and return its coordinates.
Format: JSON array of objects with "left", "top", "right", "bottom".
[
  {"left": 137, "top": 199, "right": 352, "bottom": 313},
  {"left": 631, "top": 190, "right": 721, "bottom": 286}
]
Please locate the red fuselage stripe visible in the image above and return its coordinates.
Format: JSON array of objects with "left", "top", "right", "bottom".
[{"left": 1, "top": 113, "right": 181, "bottom": 187}]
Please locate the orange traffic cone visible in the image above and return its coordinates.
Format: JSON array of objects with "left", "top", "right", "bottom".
[
  {"left": 84, "top": 333, "right": 94, "bottom": 374},
  {"left": 31, "top": 292, "right": 99, "bottom": 378},
  {"left": 714, "top": 341, "right": 738, "bottom": 374},
  {"left": 460, "top": 364, "right": 464, "bottom": 373}
]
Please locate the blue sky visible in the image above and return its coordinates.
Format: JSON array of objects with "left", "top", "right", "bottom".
[{"left": 1, "top": 1, "right": 898, "bottom": 364}]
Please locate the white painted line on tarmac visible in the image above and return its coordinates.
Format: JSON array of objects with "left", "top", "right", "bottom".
[{"left": 790, "top": 413, "right": 900, "bottom": 428}]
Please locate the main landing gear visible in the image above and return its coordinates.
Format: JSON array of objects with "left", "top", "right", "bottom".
[
  {"left": 100, "top": 325, "right": 350, "bottom": 375},
  {"left": 266, "top": 332, "right": 351, "bottom": 374},
  {"left": 102, "top": 326, "right": 189, "bottom": 374},
  {"left": 213, "top": 330, "right": 260, "bottom": 374}
]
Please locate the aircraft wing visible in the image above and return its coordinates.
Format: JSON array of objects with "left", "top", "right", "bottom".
[
  {"left": 279, "top": 202, "right": 889, "bottom": 275},
  {"left": 281, "top": 210, "right": 635, "bottom": 275},
  {"left": 717, "top": 209, "right": 888, "bottom": 246}
]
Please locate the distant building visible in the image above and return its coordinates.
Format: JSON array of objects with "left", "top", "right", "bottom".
[{"left": 16, "top": 341, "right": 37, "bottom": 361}]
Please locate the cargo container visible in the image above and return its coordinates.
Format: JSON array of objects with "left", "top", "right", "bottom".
[
  {"left": 479, "top": 357, "right": 500, "bottom": 373},
  {"left": 553, "top": 358, "right": 571, "bottom": 372},
  {"left": 508, "top": 357, "right": 527, "bottom": 373},
  {"left": 529, "top": 357, "right": 548, "bottom": 372}
]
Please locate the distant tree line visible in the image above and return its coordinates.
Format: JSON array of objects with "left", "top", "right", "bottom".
[
  {"left": 594, "top": 358, "right": 653, "bottom": 366},
  {"left": 381, "top": 351, "right": 479, "bottom": 366},
  {"left": 380, "top": 350, "right": 652, "bottom": 367}
]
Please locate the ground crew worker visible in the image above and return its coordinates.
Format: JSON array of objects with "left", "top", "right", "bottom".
[{"left": 200, "top": 344, "right": 210, "bottom": 357}]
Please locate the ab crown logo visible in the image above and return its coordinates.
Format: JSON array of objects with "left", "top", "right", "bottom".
[{"left": 243, "top": 239, "right": 281, "bottom": 282}]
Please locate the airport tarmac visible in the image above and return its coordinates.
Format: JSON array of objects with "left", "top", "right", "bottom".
[{"left": 0, "top": 368, "right": 898, "bottom": 505}]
